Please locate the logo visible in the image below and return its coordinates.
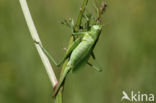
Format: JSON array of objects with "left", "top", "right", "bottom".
[{"left": 121, "top": 91, "right": 154, "bottom": 102}]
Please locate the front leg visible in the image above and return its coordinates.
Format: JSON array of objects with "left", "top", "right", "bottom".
[
  {"left": 34, "top": 37, "right": 81, "bottom": 67},
  {"left": 34, "top": 41, "right": 62, "bottom": 67}
]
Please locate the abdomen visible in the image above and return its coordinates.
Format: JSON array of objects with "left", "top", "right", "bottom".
[{"left": 68, "top": 40, "right": 93, "bottom": 71}]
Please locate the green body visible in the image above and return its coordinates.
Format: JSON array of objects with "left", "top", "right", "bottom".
[
  {"left": 53, "top": 25, "right": 102, "bottom": 96},
  {"left": 33, "top": 0, "right": 106, "bottom": 99}
]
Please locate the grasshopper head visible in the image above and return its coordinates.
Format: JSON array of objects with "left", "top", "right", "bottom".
[{"left": 90, "top": 25, "right": 102, "bottom": 40}]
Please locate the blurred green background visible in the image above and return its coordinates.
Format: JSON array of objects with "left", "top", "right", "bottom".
[{"left": 0, "top": 0, "right": 156, "bottom": 103}]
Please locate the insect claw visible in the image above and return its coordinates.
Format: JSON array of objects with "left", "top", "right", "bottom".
[{"left": 34, "top": 40, "right": 40, "bottom": 44}]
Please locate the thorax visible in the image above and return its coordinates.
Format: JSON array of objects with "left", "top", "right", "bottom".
[{"left": 82, "top": 32, "right": 94, "bottom": 43}]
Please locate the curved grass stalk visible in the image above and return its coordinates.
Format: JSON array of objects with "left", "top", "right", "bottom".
[{"left": 19, "top": 0, "right": 58, "bottom": 92}]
